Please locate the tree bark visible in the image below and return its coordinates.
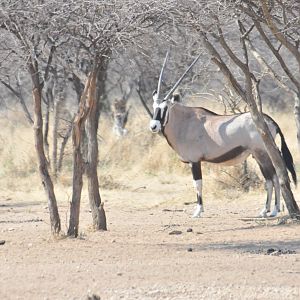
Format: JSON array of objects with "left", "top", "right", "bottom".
[
  {"left": 294, "top": 93, "right": 300, "bottom": 151},
  {"left": 51, "top": 97, "right": 60, "bottom": 177},
  {"left": 67, "top": 131, "right": 84, "bottom": 237},
  {"left": 44, "top": 77, "right": 54, "bottom": 163},
  {"left": 44, "top": 101, "right": 50, "bottom": 163},
  {"left": 136, "top": 86, "right": 153, "bottom": 118},
  {"left": 51, "top": 74, "right": 67, "bottom": 177},
  {"left": 29, "top": 62, "right": 61, "bottom": 235},
  {"left": 68, "top": 58, "right": 108, "bottom": 236},
  {"left": 85, "top": 63, "right": 107, "bottom": 231},
  {"left": 67, "top": 75, "right": 92, "bottom": 237},
  {"left": 57, "top": 117, "right": 74, "bottom": 173}
]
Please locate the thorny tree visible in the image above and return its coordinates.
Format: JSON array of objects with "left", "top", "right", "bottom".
[
  {"left": 237, "top": 0, "right": 300, "bottom": 150},
  {"left": 169, "top": 1, "right": 299, "bottom": 217},
  {"left": 51, "top": 1, "right": 167, "bottom": 236},
  {"left": 1, "top": 2, "right": 62, "bottom": 234},
  {"left": 0, "top": 0, "right": 167, "bottom": 235}
]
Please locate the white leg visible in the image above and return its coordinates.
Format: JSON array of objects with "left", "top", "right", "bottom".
[
  {"left": 270, "top": 176, "right": 280, "bottom": 217},
  {"left": 269, "top": 206, "right": 279, "bottom": 217},
  {"left": 259, "top": 180, "right": 273, "bottom": 217},
  {"left": 259, "top": 207, "right": 268, "bottom": 218},
  {"left": 193, "top": 204, "right": 202, "bottom": 218},
  {"left": 192, "top": 179, "right": 203, "bottom": 218},
  {"left": 265, "top": 180, "right": 273, "bottom": 212}
]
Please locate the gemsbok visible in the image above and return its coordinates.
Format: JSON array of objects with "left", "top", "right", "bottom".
[{"left": 149, "top": 53, "right": 297, "bottom": 218}]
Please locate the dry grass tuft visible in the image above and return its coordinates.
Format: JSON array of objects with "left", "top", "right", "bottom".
[
  {"left": 99, "top": 174, "right": 128, "bottom": 190},
  {"left": 0, "top": 116, "right": 37, "bottom": 190}
]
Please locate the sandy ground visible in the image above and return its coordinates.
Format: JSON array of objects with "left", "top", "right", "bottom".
[{"left": 1, "top": 174, "right": 300, "bottom": 300}]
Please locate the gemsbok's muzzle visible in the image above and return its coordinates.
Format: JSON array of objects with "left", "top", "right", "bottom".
[{"left": 149, "top": 119, "right": 161, "bottom": 132}]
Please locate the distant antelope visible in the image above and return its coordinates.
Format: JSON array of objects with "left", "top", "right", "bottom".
[
  {"left": 149, "top": 53, "right": 297, "bottom": 218},
  {"left": 112, "top": 98, "right": 130, "bottom": 137},
  {"left": 112, "top": 84, "right": 133, "bottom": 137}
]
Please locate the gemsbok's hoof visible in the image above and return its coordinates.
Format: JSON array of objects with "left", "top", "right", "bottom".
[
  {"left": 192, "top": 205, "right": 202, "bottom": 218},
  {"left": 259, "top": 208, "right": 268, "bottom": 218},
  {"left": 192, "top": 213, "right": 201, "bottom": 218},
  {"left": 269, "top": 207, "right": 279, "bottom": 217}
]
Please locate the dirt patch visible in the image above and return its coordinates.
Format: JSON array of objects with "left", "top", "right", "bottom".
[
  {"left": 247, "top": 248, "right": 297, "bottom": 256},
  {"left": 1, "top": 175, "right": 300, "bottom": 300}
]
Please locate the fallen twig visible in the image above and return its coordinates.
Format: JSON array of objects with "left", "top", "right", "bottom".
[{"left": 0, "top": 218, "right": 43, "bottom": 224}]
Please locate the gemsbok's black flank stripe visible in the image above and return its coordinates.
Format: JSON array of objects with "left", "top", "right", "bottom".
[{"left": 203, "top": 146, "right": 246, "bottom": 164}]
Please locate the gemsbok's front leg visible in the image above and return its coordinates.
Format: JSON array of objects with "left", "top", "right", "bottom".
[{"left": 191, "top": 162, "right": 204, "bottom": 218}]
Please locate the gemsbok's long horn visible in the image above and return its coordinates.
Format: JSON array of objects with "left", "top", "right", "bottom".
[
  {"left": 156, "top": 51, "right": 169, "bottom": 101},
  {"left": 164, "top": 54, "right": 200, "bottom": 101}
]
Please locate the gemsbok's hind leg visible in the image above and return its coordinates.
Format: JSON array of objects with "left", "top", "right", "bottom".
[
  {"left": 270, "top": 174, "right": 280, "bottom": 217},
  {"left": 253, "top": 152, "right": 277, "bottom": 217},
  {"left": 190, "top": 162, "right": 203, "bottom": 218},
  {"left": 259, "top": 179, "right": 273, "bottom": 217}
]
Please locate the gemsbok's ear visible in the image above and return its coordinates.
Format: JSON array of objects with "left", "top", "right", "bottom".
[{"left": 152, "top": 90, "right": 158, "bottom": 101}]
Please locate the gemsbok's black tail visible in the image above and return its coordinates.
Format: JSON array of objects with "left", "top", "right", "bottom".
[{"left": 277, "top": 126, "right": 297, "bottom": 186}]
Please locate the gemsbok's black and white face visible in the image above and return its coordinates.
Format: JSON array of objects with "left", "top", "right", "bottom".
[
  {"left": 149, "top": 52, "right": 200, "bottom": 134},
  {"left": 149, "top": 91, "right": 169, "bottom": 133}
]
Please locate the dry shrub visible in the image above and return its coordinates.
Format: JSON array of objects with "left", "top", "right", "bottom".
[
  {"left": 99, "top": 174, "right": 128, "bottom": 190},
  {"left": 210, "top": 160, "right": 263, "bottom": 192},
  {"left": 0, "top": 116, "right": 37, "bottom": 178}
]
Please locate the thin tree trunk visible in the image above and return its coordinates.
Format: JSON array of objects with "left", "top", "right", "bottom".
[
  {"left": 52, "top": 74, "right": 67, "bottom": 177},
  {"left": 67, "top": 131, "right": 84, "bottom": 237},
  {"left": 0, "top": 79, "right": 34, "bottom": 125},
  {"left": 51, "top": 98, "right": 61, "bottom": 177},
  {"left": 16, "top": 78, "right": 34, "bottom": 125},
  {"left": 68, "top": 75, "right": 92, "bottom": 237},
  {"left": 57, "top": 117, "right": 74, "bottom": 173},
  {"left": 68, "top": 60, "right": 108, "bottom": 236},
  {"left": 85, "top": 63, "right": 107, "bottom": 231},
  {"left": 44, "top": 77, "right": 54, "bottom": 163},
  {"left": 136, "top": 86, "right": 153, "bottom": 118},
  {"left": 294, "top": 93, "right": 300, "bottom": 151},
  {"left": 17, "top": 93, "right": 33, "bottom": 125},
  {"left": 44, "top": 101, "right": 50, "bottom": 162},
  {"left": 242, "top": 160, "right": 249, "bottom": 192},
  {"left": 29, "top": 63, "right": 61, "bottom": 235}
]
